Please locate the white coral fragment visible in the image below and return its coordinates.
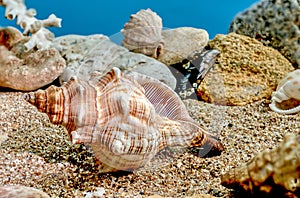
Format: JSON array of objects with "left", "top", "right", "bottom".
[{"left": 0, "top": 0, "right": 62, "bottom": 51}]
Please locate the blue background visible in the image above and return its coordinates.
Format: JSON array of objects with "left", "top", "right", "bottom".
[{"left": 0, "top": 0, "right": 258, "bottom": 39}]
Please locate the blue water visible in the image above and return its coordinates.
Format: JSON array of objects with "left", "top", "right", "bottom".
[{"left": 0, "top": 0, "right": 258, "bottom": 39}]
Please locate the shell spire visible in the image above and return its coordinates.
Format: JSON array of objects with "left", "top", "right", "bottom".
[
  {"left": 24, "top": 85, "right": 65, "bottom": 125},
  {"left": 121, "top": 8, "right": 165, "bottom": 58}
]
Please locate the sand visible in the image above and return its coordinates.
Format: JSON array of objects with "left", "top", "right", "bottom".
[{"left": 0, "top": 91, "right": 299, "bottom": 197}]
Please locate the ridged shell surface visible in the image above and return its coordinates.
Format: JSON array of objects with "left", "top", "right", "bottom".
[
  {"left": 269, "top": 69, "right": 300, "bottom": 114},
  {"left": 221, "top": 134, "right": 300, "bottom": 197},
  {"left": 121, "top": 8, "right": 164, "bottom": 58},
  {"left": 24, "top": 67, "right": 224, "bottom": 172}
]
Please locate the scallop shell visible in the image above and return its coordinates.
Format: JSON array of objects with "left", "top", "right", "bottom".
[
  {"left": 24, "top": 67, "right": 223, "bottom": 172},
  {"left": 121, "top": 8, "right": 164, "bottom": 58},
  {"left": 221, "top": 134, "right": 300, "bottom": 197},
  {"left": 269, "top": 69, "right": 300, "bottom": 114}
]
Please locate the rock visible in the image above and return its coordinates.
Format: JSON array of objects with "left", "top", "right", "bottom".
[
  {"left": 53, "top": 34, "right": 176, "bottom": 89},
  {"left": 0, "top": 185, "right": 50, "bottom": 198},
  {"left": 158, "top": 27, "right": 209, "bottom": 65},
  {"left": 197, "top": 33, "right": 294, "bottom": 106},
  {"left": 0, "top": 26, "right": 66, "bottom": 91},
  {"left": 0, "top": 26, "right": 23, "bottom": 49},
  {"left": 229, "top": 0, "right": 300, "bottom": 68},
  {"left": 0, "top": 45, "right": 66, "bottom": 91},
  {"left": 52, "top": 34, "right": 110, "bottom": 84}
]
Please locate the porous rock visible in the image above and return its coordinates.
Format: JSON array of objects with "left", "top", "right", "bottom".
[
  {"left": 0, "top": 26, "right": 23, "bottom": 49},
  {"left": 53, "top": 34, "right": 176, "bottom": 89},
  {"left": 197, "top": 33, "right": 294, "bottom": 106},
  {"left": 229, "top": 0, "right": 300, "bottom": 68},
  {"left": 0, "top": 29, "right": 66, "bottom": 91},
  {"left": 158, "top": 27, "right": 209, "bottom": 66}
]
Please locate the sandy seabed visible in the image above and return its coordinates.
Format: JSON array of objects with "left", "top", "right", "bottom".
[{"left": 0, "top": 92, "right": 299, "bottom": 197}]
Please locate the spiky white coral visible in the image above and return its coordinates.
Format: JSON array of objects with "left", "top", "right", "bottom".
[{"left": 0, "top": 0, "right": 62, "bottom": 51}]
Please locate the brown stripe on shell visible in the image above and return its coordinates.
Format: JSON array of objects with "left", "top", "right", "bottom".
[
  {"left": 24, "top": 86, "right": 65, "bottom": 125},
  {"left": 45, "top": 85, "right": 65, "bottom": 124}
]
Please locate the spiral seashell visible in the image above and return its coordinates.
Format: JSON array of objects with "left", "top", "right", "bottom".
[
  {"left": 221, "top": 134, "right": 300, "bottom": 197},
  {"left": 24, "top": 67, "right": 223, "bottom": 172},
  {"left": 121, "top": 8, "right": 164, "bottom": 58},
  {"left": 269, "top": 69, "right": 300, "bottom": 114}
]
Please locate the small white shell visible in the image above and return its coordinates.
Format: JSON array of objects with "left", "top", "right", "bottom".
[
  {"left": 121, "top": 8, "right": 164, "bottom": 58},
  {"left": 269, "top": 69, "right": 300, "bottom": 114}
]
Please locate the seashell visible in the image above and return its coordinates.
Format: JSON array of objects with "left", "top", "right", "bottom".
[
  {"left": 269, "top": 69, "right": 300, "bottom": 114},
  {"left": 221, "top": 134, "right": 300, "bottom": 197},
  {"left": 24, "top": 67, "right": 224, "bottom": 172},
  {"left": 0, "top": 185, "right": 50, "bottom": 198},
  {"left": 121, "top": 8, "right": 164, "bottom": 58}
]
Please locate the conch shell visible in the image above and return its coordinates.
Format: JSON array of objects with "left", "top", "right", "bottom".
[
  {"left": 221, "top": 134, "right": 300, "bottom": 197},
  {"left": 269, "top": 69, "right": 300, "bottom": 114},
  {"left": 24, "top": 67, "right": 223, "bottom": 172},
  {"left": 121, "top": 8, "right": 164, "bottom": 58}
]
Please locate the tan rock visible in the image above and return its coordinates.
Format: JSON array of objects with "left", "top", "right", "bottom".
[
  {"left": 229, "top": 0, "right": 300, "bottom": 68},
  {"left": 0, "top": 45, "right": 66, "bottom": 91},
  {"left": 158, "top": 27, "right": 209, "bottom": 65},
  {"left": 197, "top": 33, "right": 294, "bottom": 106},
  {"left": 0, "top": 26, "right": 23, "bottom": 49},
  {"left": 0, "top": 26, "right": 66, "bottom": 91}
]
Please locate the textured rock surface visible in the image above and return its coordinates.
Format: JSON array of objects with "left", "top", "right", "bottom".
[
  {"left": 0, "top": 26, "right": 23, "bottom": 49},
  {"left": 197, "top": 33, "right": 294, "bottom": 106},
  {"left": 0, "top": 44, "right": 66, "bottom": 91},
  {"left": 158, "top": 27, "right": 209, "bottom": 66},
  {"left": 229, "top": 0, "right": 300, "bottom": 68},
  {"left": 53, "top": 34, "right": 176, "bottom": 89},
  {"left": 221, "top": 134, "right": 300, "bottom": 197}
]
